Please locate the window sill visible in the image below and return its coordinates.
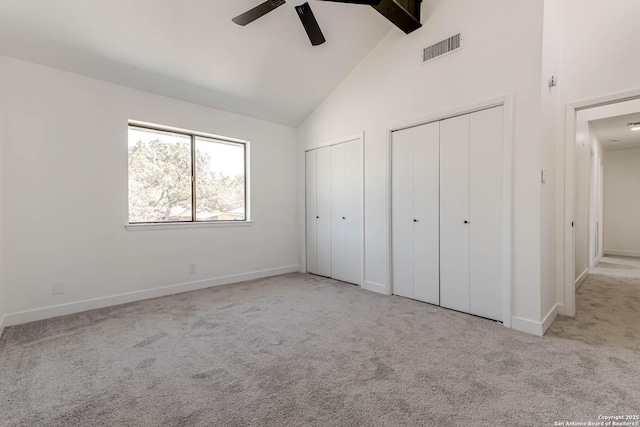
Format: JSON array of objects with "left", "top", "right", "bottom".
[{"left": 125, "top": 221, "right": 253, "bottom": 231}]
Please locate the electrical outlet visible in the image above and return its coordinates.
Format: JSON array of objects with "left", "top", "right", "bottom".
[
  {"left": 189, "top": 263, "right": 197, "bottom": 274},
  {"left": 52, "top": 281, "right": 65, "bottom": 295}
]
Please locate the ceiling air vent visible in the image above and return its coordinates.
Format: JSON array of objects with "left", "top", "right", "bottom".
[{"left": 423, "top": 33, "right": 463, "bottom": 63}]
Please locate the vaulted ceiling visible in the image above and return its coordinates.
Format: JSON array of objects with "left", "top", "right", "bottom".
[{"left": 0, "top": 0, "right": 394, "bottom": 126}]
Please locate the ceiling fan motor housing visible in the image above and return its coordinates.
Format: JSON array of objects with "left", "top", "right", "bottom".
[{"left": 232, "top": 0, "right": 422, "bottom": 46}]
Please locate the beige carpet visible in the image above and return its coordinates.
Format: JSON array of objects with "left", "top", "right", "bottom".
[
  {"left": 547, "top": 256, "right": 640, "bottom": 351},
  {"left": 1, "top": 271, "right": 639, "bottom": 426}
]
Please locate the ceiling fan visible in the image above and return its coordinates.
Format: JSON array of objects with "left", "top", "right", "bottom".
[{"left": 232, "top": 0, "right": 421, "bottom": 46}]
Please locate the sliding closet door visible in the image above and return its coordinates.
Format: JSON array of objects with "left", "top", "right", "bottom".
[
  {"left": 440, "top": 114, "right": 470, "bottom": 313},
  {"left": 305, "top": 150, "right": 318, "bottom": 275},
  {"left": 469, "top": 106, "right": 504, "bottom": 321},
  {"left": 331, "top": 143, "right": 347, "bottom": 282},
  {"left": 413, "top": 122, "right": 440, "bottom": 305},
  {"left": 344, "top": 139, "right": 364, "bottom": 285},
  {"left": 316, "top": 146, "right": 332, "bottom": 277},
  {"left": 392, "top": 127, "right": 416, "bottom": 299}
]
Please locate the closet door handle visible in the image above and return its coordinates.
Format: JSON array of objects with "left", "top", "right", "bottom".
[
  {"left": 316, "top": 216, "right": 319, "bottom": 219},
  {"left": 413, "top": 219, "right": 418, "bottom": 222},
  {"left": 464, "top": 220, "right": 469, "bottom": 224},
  {"left": 342, "top": 217, "right": 346, "bottom": 220}
]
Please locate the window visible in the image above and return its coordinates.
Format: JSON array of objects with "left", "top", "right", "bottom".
[{"left": 128, "top": 124, "right": 247, "bottom": 224}]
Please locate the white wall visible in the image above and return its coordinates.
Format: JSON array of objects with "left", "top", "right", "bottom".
[
  {"left": 540, "top": 0, "right": 561, "bottom": 322},
  {"left": 0, "top": 56, "right": 299, "bottom": 324},
  {"left": 298, "top": 0, "right": 545, "bottom": 328},
  {"left": 604, "top": 147, "right": 640, "bottom": 257},
  {"left": 572, "top": 114, "right": 606, "bottom": 285},
  {"left": 554, "top": 0, "right": 640, "bottom": 309},
  {"left": 0, "top": 61, "right": 5, "bottom": 335},
  {"left": 558, "top": 0, "right": 640, "bottom": 107},
  {"left": 573, "top": 112, "right": 591, "bottom": 282}
]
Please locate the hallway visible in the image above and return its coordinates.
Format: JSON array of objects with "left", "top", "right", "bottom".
[{"left": 547, "top": 256, "right": 640, "bottom": 351}]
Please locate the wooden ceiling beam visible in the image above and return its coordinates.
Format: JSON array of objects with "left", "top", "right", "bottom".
[{"left": 372, "top": 0, "right": 422, "bottom": 34}]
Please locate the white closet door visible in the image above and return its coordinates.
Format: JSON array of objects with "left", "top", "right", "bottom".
[
  {"left": 440, "top": 114, "right": 470, "bottom": 313},
  {"left": 413, "top": 122, "right": 440, "bottom": 305},
  {"left": 305, "top": 150, "right": 317, "bottom": 275},
  {"left": 469, "top": 106, "right": 503, "bottom": 321},
  {"left": 331, "top": 143, "right": 347, "bottom": 282},
  {"left": 316, "top": 146, "right": 332, "bottom": 277},
  {"left": 344, "top": 139, "right": 364, "bottom": 285},
  {"left": 392, "top": 127, "right": 416, "bottom": 299}
]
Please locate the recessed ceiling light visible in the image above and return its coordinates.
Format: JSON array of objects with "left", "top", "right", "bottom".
[
  {"left": 628, "top": 122, "right": 640, "bottom": 131},
  {"left": 609, "top": 139, "right": 621, "bottom": 143}
]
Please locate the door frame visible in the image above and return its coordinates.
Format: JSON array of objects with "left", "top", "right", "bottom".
[
  {"left": 387, "top": 95, "right": 514, "bottom": 327},
  {"left": 587, "top": 148, "right": 595, "bottom": 270},
  {"left": 562, "top": 88, "right": 640, "bottom": 317},
  {"left": 302, "top": 132, "right": 365, "bottom": 287}
]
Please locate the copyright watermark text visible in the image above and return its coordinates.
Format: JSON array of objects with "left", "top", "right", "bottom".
[{"left": 553, "top": 415, "right": 640, "bottom": 426}]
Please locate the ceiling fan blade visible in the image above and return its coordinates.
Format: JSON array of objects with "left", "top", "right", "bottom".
[
  {"left": 315, "top": 0, "right": 381, "bottom": 4},
  {"left": 232, "top": 0, "right": 286, "bottom": 26},
  {"left": 295, "top": 3, "right": 326, "bottom": 46}
]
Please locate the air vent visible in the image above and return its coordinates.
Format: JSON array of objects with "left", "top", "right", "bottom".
[{"left": 423, "top": 33, "right": 462, "bottom": 63}]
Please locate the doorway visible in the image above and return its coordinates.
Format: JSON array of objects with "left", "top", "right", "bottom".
[{"left": 564, "top": 93, "right": 640, "bottom": 317}]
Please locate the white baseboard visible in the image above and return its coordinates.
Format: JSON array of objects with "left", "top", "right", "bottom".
[
  {"left": 604, "top": 249, "right": 640, "bottom": 258},
  {"left": 557, "top": 303, "right": 571, "bottom": 317},
  {"left": 0, "top": 314, "right": 6, "bottom": 340},
  {"left": 362, "top": 281, "right": 390, "bottom": 295},
  {"left": 541, "top": 303, "right": 559, "bottom": 334},
  {"left": 511, "top": 303, "right": 560, "bottom": 337},
  {"left": 3, "top": 265, "right": 300, "bottom": 328},
  {"left": 575, "top": 268, "right": 589, "bottom": 289},
  {"left": 511, "top": 316, "right": 543, "bottom": 336}
]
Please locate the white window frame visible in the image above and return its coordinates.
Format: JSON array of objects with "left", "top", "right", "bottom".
[{"left": 125, "top": 120, "right": 251, "bottom": 231}]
